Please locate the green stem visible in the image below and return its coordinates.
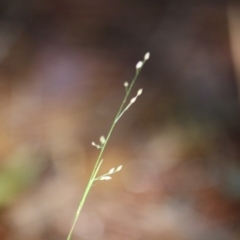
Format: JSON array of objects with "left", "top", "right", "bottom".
[
  {"left": 66, "top": 60, "right": 146, "bottom": 240},
  {"left": 66, "top": 159, "right": 103, "bottom": 240},
  {"left": 90, "top": 68, "right": 142, "bottom": 180}
]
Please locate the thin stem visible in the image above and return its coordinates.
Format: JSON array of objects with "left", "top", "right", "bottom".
[
  {"left": 66, "top": 58, "right": 148, "bottom": 240},
  {"left": 66, "top": 159, "right": 103, "bottom": 240},
  {"left": 90, "top": 67, "right": 143, "bottom": 180}
]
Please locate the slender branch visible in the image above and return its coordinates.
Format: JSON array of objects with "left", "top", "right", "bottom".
[{"left": 66, "top": 53, "right": 150, "bottom": 240}]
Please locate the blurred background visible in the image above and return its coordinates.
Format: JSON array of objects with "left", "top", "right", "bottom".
[{"left": 0, "top": 0, "right": 240, "bottom": 239}]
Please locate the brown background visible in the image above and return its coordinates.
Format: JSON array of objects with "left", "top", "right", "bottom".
[{"left": 0, "top": 1, "right": 239, "bottom": 240}]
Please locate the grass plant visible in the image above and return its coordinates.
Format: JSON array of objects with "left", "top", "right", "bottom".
[{"left": 66, "top": 52, "right": 150, "bottom": 240}]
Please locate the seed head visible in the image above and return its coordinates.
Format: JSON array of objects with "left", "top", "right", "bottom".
[
  {"left": 100, "top": 136, "right": 105, "bottom": 144},
  {"left": 130, "top": 97, "right": 136, "bottom": 104},
  {"left": 100, "top": 176, "right": 112, "bottom": 180},
  {"left": 144, "top": 52, "right": 150, "bottom": 61},
  {"left": 136, "top": 61, "right": 143, "bottom": 69},
  {"left": 137, "top": 89, "right": 143, "bottom": 96},
  {"left": 116, "top": 165, "right": 122, "bottom": 171}
]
